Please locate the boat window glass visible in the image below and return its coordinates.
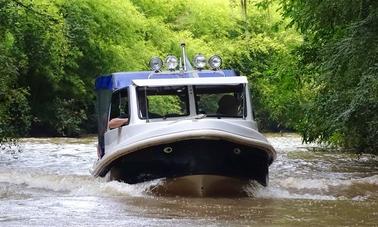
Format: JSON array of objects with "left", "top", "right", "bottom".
[
  {"left": 194, "top": 84, "right": 245, "bottom": 118},
  {"left": 108, "top": 88, "right": 129, "bottom": 128},
  {"left": 136, "top": 86, "right": 189, "bottom": 119}
]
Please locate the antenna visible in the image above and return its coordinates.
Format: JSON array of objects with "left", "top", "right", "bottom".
[
  {"left": 180, "top": 42, "right": 194, "bottom": 73},
  {"left": 180, "top": 43, "right": 187, "bottom": 71}
]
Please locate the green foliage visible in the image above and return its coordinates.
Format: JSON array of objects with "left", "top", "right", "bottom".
[
  {"left": 52, "top": 98, "right": 87, "bottom": 136},
  {"left": 1, "top": 0, "right": 374, "bottom": 154},
  {"left": 148, "top": 96, "right": 182, "bottom": 116},
  {"left": 281, "top": 0, "right": 378, "bottom": 153},
  {"left": 0, "top": 10, "right": 31, "bottom": 145},
  {"left": 218, "top": 2, "right": 304, "bottom": 130},
  {"left": 1, "top": 0, "right": 302, "bottom": 142},
  {"left": 0, "top": 88, "right": 31, "bottom": 144}
]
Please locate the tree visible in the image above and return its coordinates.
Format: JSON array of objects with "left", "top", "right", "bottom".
[
  {"left": 281, "top": 0, "right": 378, "bottom": 153},
  {"left": 0, "top": 0, "right": 303, "bottom": 142}
]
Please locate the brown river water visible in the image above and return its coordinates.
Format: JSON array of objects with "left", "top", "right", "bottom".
[{"left": 0, "top": 134, "right": 377, "bottom": 226}]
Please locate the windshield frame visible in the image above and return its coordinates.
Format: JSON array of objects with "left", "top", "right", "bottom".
[
  {"left": 136, "top": 85, "right": 190, "bottom": 120},
  {"left": 193, "top": 84, "right": 247, "bottom": 118}
]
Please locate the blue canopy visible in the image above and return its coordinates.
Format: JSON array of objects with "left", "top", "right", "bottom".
[{"left": 95, "top": 70, "right": 238, "bottom": 91}]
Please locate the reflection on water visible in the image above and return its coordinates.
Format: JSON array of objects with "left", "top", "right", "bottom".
[{"left": 0, "top": 134, "right": 377, "bottom": 226}]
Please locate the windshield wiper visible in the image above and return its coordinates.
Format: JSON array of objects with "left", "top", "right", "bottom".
[
  {"left": 162, "top": 114, "right": 180, "bottom": 120},
  {"left": 194, "top": 113, "right": 207, "bottom": 119},
  {"left": 167, "top": 113, "right": 207, "bottom": 124}
]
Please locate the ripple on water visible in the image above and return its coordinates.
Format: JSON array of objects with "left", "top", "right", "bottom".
[{"left": 0, "top": 135, "right": 377, "bottom": 226}]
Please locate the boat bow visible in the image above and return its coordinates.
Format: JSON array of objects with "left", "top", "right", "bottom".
[{"left": 92, "top": 119, "right": 276, "bottom": 185}]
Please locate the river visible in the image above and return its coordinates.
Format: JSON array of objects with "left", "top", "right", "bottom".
[{"left": 0, "top": 134, "right": 377, "bottom": 226}]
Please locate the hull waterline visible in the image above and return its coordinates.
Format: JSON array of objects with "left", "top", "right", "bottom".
[{"left": 150, "top": 175, "right": 250, "bottom": 197}]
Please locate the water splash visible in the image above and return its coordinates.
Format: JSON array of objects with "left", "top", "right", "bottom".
[
  {"left": 0, "top": 169, "right": 163, "bottom": 198},
  {"left": 243, "top": 175, "right": 378, "bottom": 201}
]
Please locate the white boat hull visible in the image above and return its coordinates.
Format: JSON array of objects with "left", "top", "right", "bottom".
[{"left": 91, "top": 119, "right": 275, "bottom": 198}]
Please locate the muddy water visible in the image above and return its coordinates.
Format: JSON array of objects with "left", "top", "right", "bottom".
[{"left": 0, "top": 134, "right": 377, "bottom": 226}]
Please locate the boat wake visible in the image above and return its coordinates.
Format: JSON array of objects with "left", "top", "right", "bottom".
[
  {"left": 0, "top": 169, "right": 163, "bottom": 198},
  {"left": 245, "top": 175, "right": 378, "bottom": 201},
  {"left": 1, "top": 168, "right": 377, "bottom": 201}
]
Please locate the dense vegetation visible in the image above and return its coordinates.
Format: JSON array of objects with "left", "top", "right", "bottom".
[
  {"left": 0, "top": 0, "right": 376, "bottom": 153},
  {"left": 280, "top": 0, "right": 378, "bottom": 153}
]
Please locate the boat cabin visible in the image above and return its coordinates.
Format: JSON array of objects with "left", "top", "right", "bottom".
[
  {"left": 95, "top": 71, "right": 256, "bottom": 158},
  {"left": 95, "top": 48, "right": 256, "bottom": 158}
]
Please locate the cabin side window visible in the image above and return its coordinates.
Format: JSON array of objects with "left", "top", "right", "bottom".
[
  {"left": 108, "top": 88, "right": 129, "bottom": 129},
  {"left": 136, "top": 86, "right": 189, "bottom": 119},
  {"left": 194, "top": 84, "right": 246, "bottom": 118}
]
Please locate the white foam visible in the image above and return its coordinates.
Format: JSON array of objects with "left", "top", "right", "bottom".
[
  {"left": 351, "top": 195, "right": 371, "bottom": 201},
  {"left": 277, "top": 177, "right": 341, "bottom": 190},
  {"left": 251, "top": 186, "right": 338, "bottom": 201},
  {"left": 243, "top": 175, "right": 378, "bottom": 201},
  {"left": 0, "top": 169, "right": 162, "bottom": 198},
  {"left": 352, "top": 175, "right": 378, "bottom": 185},
  {"left": 277, "top": 175, "right": 378, "bottom": 191}
]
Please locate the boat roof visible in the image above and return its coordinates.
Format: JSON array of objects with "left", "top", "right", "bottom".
[{"left": 95, "top": 70, "right": 239, "bottom": 91}]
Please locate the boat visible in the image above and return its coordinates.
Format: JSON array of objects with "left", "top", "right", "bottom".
[{"left": 92, "top": 43, "right": 276, "bottom": 196}]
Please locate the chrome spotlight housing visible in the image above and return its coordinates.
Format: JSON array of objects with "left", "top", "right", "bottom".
[
  {"left": 149, "top": 57, "right": 163, "bottom": 72},
  {"left": 208, "top": 55, "right": 222, "bottom": 70},
  {"left": 165, "top": 55, "right": 178, "bottom": 71},
  {"left": 193, "top": 53, "right": 206, "bottom": 70}
]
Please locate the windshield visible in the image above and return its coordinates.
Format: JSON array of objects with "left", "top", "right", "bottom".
[
  {"left": 136, "top": 86, "right": 189, "bottom": 119},
  {"left": 194, "top": 84, "right": 246, "bottom": 118}
]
